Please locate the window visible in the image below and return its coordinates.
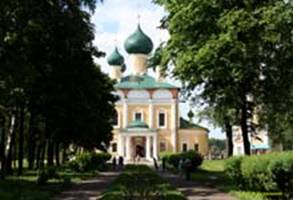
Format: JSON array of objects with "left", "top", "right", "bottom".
[
  {"left": 160, "top": 142, "right": 166, "bottom": 152},
  {"left": 182, "top": 143, "right": 188, "bottom": 152},
  {"left": 134, "top": 112, "right": 142, "bottom": 121},
  {"left": 113, "top": 111, "right": 118, "bottom": 126},
  {"left": 194, "top": 143, "right": 199, "bottom": 152},
  {"left": 112, "top": 143, "right": 117, "bottom": 152},
  {"left": 158, "top": 112, "right": 166, "bottom": 127}
]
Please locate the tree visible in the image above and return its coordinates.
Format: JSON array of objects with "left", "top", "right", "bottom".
[
  {"left": 155, "top": 0, "right": 293, "bottom": 155},
  {"left": 0, "top": 0, "right": 116, "bottom": 177},
  {"left": 209, "top": 138, "right": 226, "bottom": 157}
]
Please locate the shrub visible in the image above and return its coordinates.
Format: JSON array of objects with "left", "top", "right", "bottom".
[
  {"left": 225, "top": 151, "right": 293, "bottom": 198},
  {"left": 241, "top": 154, "right": 276, "bottom": 191},
  {"left": 225, "top": 156, "right": 243, "bottom": 187},
  {"left": 68, "top": 151, "right": 111, "bottom": 172},
  {"left": 101, "top": 165, "right": 187, "bottom": 200},
  {"left": 268, "top": 151, "right": 293, "bottom": 200},
  {"left": 36, "top": 166, "right": 60, "bottom": 185},
  {"left": 163, "top": 150, "right": 203, "bottom": 171}
]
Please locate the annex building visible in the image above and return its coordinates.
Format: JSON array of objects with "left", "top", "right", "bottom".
[{"left": 106, "top": 24, "right": 209, "bottom": 161}]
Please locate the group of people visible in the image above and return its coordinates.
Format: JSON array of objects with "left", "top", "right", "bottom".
[
  {"left": 111, "top": 156, "right": 192, "bottom": 181},
  {"left": 111, "top": 156, "right": 124, "bottom": 170},
  {"left": 162, "top": 157, "right": 192, "bottom": 180}
]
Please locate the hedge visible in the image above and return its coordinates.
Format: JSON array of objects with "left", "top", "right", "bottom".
[
  {"left": 68, "top": 151, "right": 111, "bottom": 172},
  {"left": 101, "top": 164, "right": 186, "bottom": 200},
  {"left": 162, "top": 150, "right": 203, "bottom": 172},
  {"left": 225, "top": 151, "right": 293, "bottom": 199}
]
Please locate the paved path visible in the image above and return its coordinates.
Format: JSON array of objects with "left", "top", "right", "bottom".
[
  {"left": 159, "top": 172, "right": 235, "bottom": 200},
  {"left": 54, "top": 171, "right": 120, "bottom": 200}
]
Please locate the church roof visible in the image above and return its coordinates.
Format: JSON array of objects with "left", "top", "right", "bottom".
[
  {"left": 127, "top": 120, "right": 149, "bottom": 129},
  {"left": 115, "top": 74, "right": 178, "bottom": 90},
  {"left": 107, "top": 47, "right": 124, "bottom": 66},
  {"left": 124, "top": 24, "right": 153, "bottom": 54},
  {"left": 179, "top": 117, "right": 209, "bottom": 132}
]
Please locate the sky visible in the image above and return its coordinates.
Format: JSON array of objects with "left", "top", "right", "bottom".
[{"left": 91, "top": 0, "right": 225, "bottom": 139}]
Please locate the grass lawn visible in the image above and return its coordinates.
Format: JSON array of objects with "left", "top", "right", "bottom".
[
  {"left": 192, "top": 160, "right": 267, "bottom": 200},
  {"left": 0, "top": 168, "right": 97, "bottom": 200}
]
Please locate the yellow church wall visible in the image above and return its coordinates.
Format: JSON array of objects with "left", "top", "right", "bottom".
[
  {"left": 153, "top": 105, "right": 172, "bottom": 130},
  {"left": 127, "top": 104, "right": 149, "bottom": 124},
  {"left": 158, "top": 130, "right": 173, "bottom": 152},
  {"left": 177, "top": 129, "right": 209, "bottom": 155}
]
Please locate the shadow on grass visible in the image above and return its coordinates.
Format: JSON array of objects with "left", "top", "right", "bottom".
[
  {"left": 0, "top": 178, "right": 68, "bottom": 200},
  {"left": 0, "top": 169, "right": 97, "bottom": 200}
]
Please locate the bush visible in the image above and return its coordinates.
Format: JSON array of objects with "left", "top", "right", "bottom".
[
  {"left": 268, "top": 151, "right": 293, "bottom": 199},
  {"left": 36, "top": 166, "right": 60, "bottom": 185},
  {"left": 241, "top": 154, "right": 276, "bottom": 191},
  {"left": 225, "top": 151, "right": 293, "bottom": 199},
  {"left": 163, "top": 150, "right": 203, "bottom": 171},
  {"left": 101, "top": 165, "right": 187, "bottom": 200},
  {"left": 68, "top": 151, "right": 111, "bottom": 172},
  {"left": 225, "top": 156, "right": 243, "bottom": 187}
]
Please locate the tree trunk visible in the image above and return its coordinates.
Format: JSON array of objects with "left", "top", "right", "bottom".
[
  {"left": 45, "top": 121, "right": 54, "bottom": 166},
  {"left": 55, "top": 142, "right": 60, "bottom": 166},
  {"left": 40, "top": 140, "right": 46, "bottom": 168},
  {"left": 4, "top": 112, "right": 17, "bottom": 175},
  {"left": 62, "top": 144, "right": 67, "bottom": 164},
  {"left": 27, "top": 111, "right": 36, "bottom": 169},
  {"left": 225, "top": 119, "right": 233, "bottom": 157},
  {"left": 47, "top": 138, "right": 54, "bottom": 166},
  {"left": 241, "top": 101, "right": 251, "bottom": 155},
  {"left": 18, "top": 103, "right": 25, "bottom": 175},
  {"left": 35, "top": 143, "right": 41, "bottom": 169},
  {"left": 0, "top": 117, "right": 6, "bottom": 179}
]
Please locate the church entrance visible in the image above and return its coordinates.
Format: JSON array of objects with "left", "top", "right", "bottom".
[{"left": 132, "top": 137, "right": 145, "bottom": 158}]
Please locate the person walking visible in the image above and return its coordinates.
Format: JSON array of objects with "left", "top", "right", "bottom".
[
  {"left": 162, "top": 157, "right": 166, "bottom": 172},
  {"left": 184, "top": 158, "right": 192, "bottom": 181},
  {"left": 118, "top": 156, "right": 124, "bottom": 170},
  {"left": 178, "top": 158, "right": 184, "bottom": 177},
  {"left": 112, "top": 156, "right": 117, "bottom": 170},
  {"left": 153, "top": 157, "right": 159, "bottom": 170}
]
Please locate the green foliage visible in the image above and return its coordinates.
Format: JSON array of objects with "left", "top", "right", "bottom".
[
  {"left": 163, "top": 150, "right": 203, "bottom": 171},
  {"left": 155, "top": 0, "right": 293, "bottom": 153},
  {"left": 0, "top": 0, "right": 116, "bottom": 177},
  {"left": 225, "top": 152, "right": 293, "bottom": 199},
  {"left": 225, "top": 156, "right": 243, "bottom": 187},
  {"left": 68, "top": 152, "right": 111, "bottom": 172},
  {"left": 36, "top": 167, "right": 59, "bottom": 185},
  {"left": 268, "top": 151, "right": 293, "bottom": 199},
  {"left": 209, "top": 138, "right": 226, "bottom": 153},
  {"left": 101, "top": 165, "right": 186, "bottom": 200}
]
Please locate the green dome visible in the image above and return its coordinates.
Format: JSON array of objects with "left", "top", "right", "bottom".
[
  {"left": 127, "top": 120, "right": 149, "bottom": 129},
  {"left": 107, "top": 47, "right": 124, "bottom": 66},
  {"left": 124, "top": 24, "right": 153, "bottom": 54}
]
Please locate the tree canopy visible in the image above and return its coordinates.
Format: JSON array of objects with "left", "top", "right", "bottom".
[
  {"left": 0, "top": 0, "right": 116, "bottom": 177},
  {"left": 155, "top": 0, "right": 293, "bottom": 154}
]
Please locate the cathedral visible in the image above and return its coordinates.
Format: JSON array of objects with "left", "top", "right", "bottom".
[{"left": 106, "top": 24, "right": 209, "bottom": 161}]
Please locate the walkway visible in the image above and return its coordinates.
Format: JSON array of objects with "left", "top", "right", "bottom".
[
  {"left": 159, "top": 172, "right": 235, "bottom": 200},
  {"left": 54, "top": 171, "right": 120, "bottom": 200}
]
